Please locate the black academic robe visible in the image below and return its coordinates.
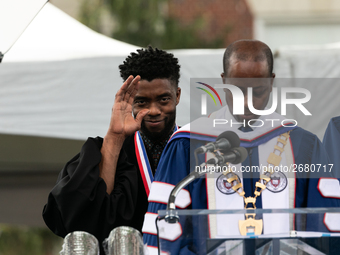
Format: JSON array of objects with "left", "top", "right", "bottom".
[{"left": 42, "top": 134, "right": 149, "bottom": 250}]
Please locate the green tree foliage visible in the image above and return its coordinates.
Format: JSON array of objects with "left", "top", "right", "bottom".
[
  {"left": 79, "top": 0, "right": 104, "bottom": 33},
  {"left": 79, "top": 0, "right": 227, "bottom": 49},
  {"left": 0, "top": 225, "right": 62, "bottom": 255}
]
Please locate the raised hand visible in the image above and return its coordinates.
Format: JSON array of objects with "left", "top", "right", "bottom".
[
  {"left": 100, "top": 75, "right": 149, "bottom": 193},
  {"left": 107, "top": 75, "right": 149, "bottom": 138}
]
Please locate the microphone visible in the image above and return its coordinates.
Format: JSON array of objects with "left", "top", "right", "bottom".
[
  {"left": 103, "top": 226, "right": 144, "bottom": 255},
  {"left": 60, "top": 231, "right": 99, "bottom": 255},
  {"left": 206, "top": 147, "right": 248, "bottom": 165},
  {"left": 194, "top": 131, "right": 240, "bottom": 154}
]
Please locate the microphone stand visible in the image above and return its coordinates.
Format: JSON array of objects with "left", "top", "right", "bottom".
[
  {"left": 158, "top": 162, "right": 207, "bottom": 255},
  {"left": 165, "top": 162, "right": 207, "bottom": 223},
  {"left": 164, "top": 146, "right": 247, "bottom": 223}
]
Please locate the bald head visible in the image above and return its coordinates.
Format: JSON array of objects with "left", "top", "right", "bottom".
[{"left": 223, "top": 39, "right": 273, "bottom": 77}]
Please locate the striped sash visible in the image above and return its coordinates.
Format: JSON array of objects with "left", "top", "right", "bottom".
[{"left": 134, "top": 125, "right": 178, "bottom": 196}]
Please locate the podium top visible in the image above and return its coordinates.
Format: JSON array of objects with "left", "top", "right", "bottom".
[{"left": 158, "top": 207, "right": 340, "bottom": 217}]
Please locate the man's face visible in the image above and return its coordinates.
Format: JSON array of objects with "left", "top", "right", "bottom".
[
  {"left": 221, "top": 57, "right": 274, "bottom": 124},
  {"left": 133, "top": 78, "right": 181, "bottom": 141}
]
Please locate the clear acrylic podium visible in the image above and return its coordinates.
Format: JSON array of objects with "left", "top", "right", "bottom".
[{"left": 157, "top": 208, "right": 340, "bottom": 255}]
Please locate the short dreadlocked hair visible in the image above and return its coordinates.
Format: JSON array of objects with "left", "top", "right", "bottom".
[{"left": 119, "top": 46, "right": 180, "bottom": 88}]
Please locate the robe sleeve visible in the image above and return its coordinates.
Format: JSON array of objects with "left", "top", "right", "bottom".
[
  {"left": 323, "top": 116, "right": 340, "bottom": 178},
  {"left": 143, "top": 137, "right": 207, "bottom": 255},
  {"left": 291, "top": 128, "right": 340, "bottom": 235},
  {"left": 42, "top": 137, "right": 138, "bottom": 245}
]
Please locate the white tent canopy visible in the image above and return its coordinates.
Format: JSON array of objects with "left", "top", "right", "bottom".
[
  {"left": 274, "top": 42, "right": 340, "bottom": 139},
  {"left": 0, "top": 3, "right": 225, "bottom": 227},
  {"left": 275, "top": 41, "right": 340, "bottom": 78},
  {"left": 4, "top": 3, "right": 138, "bottom": 62},
  {"left": 0, "top": 3, "right": 225, "bottom": 141},
  {"left": 0, "top": 0, "right": 47, "bottom": 56}
]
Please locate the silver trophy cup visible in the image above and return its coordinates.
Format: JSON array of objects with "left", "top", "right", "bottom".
[
  {"left": 60, "top": 231, "right": 99, "bottom": 255},
  {"left": 104, "top": 226, "right": 144, "bottom": 255}
]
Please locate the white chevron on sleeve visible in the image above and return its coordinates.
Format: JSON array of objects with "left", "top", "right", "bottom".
[{"left": 148, "top": 181, "right": 191, "bottom": 208}]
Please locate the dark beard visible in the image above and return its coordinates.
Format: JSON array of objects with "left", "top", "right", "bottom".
[{"left": 140, "top": 112, "right": 176, "bottom": 142}]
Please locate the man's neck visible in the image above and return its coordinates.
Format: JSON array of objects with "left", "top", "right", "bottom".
[
  {"left": 140, "top": 123, "right": 176, "bottom": 143},
  {"left": 139, "top": 124, "right": 176, "bottom": 172}
]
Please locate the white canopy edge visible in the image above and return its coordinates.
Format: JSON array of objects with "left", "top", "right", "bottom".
[
  {"left": 0, "top": 0, "right": 48, "bottom": 55},
  {"left": 4, "top": 3, "right": 139, "bottom": 62},
  {"left": 170, "top": 48, "right": 225, "bottom": 56},
  {"left": 275, "top": 41, "right": 340, "bottom": 58}
]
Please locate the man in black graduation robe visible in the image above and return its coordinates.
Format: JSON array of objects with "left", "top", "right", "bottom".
[{"left": 42, "top": 46, "right": 182, "bottom": 250}]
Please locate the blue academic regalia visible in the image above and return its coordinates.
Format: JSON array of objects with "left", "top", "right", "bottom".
[
  {"left": 323, "top": 116, "right": 340, "bottom": 177},
  {"left": 144, "top": 110, "right": 340, "bottom": 255}
]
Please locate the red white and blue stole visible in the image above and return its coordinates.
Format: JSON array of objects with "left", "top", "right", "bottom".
[{"left": 134, "top": 125, "right": 178, "bottom": 196}]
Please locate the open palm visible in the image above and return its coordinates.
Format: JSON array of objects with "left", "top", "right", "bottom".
[{"left": 108, "top": 75, "right": 149, "bottom": 138}]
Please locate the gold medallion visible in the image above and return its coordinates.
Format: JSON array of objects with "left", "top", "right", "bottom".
[
  {"left": 228, "top": 131, "right": 291, "bottom": 236},
  {"left": 238, "top": 214, "right": 263, "bottom": 236}
]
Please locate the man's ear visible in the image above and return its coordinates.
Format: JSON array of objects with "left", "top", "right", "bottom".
[
  {"left": 270, "top": 73, "right": 276, "bottom": 92},
  {"left": 221, "top": 72, "right": 226, "bottom": 84},
  {"left": 176, "top": 87, "right": 181, "bottom": 105}
]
